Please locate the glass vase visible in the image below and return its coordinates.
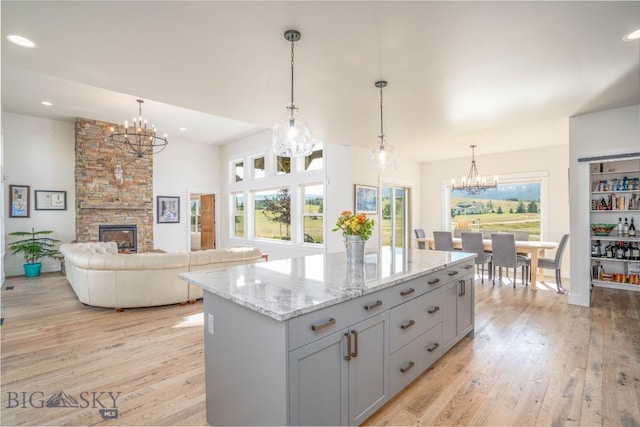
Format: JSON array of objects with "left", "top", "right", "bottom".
[{"left": 345, "top": 235, "right": 365, "bottom": 264}]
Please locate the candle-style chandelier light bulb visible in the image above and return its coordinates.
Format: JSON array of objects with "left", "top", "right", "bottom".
[{"left": 451, "top": 145, "right": 498, "bottom": 195}]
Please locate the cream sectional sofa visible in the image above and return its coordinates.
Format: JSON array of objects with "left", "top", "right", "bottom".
[{"left": 60, "top": 242, "right": 263, "bottom": 310}]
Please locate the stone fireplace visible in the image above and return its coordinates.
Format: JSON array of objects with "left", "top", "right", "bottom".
[
  {"left": 99, "top": 225, "right": 138, "bottom": 253},
  {"left": 74, "top": 118, "right": 153, "bottom": 252}
]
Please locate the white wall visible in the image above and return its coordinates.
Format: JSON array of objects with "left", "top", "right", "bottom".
[
  {"left": 153, "top": 138, "right": 221, "bottom": 253},
  {"left": 3, "top": 113, "right": 76, "bottom": 276},
  {"left": 568, "top": 104, "right": 640, "bottom": 307}
]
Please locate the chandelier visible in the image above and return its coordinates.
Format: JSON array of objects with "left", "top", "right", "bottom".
[
  {"left": 272, "top": 29, "right": 313, "bottom": 158},
  {"left": 110, "top": 99, "right": 168, "bottom": 158},
  {"left": 451, "top": 145, "right": 498, "bottom": 195},
  {"left": 369, "top": 80, "right": 397, "bottom": 172}
]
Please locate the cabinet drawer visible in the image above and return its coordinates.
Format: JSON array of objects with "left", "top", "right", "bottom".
[
  {"left": 389, "top": 287, "right": 443, "bottom": 353},
  {"left": 389, "top": 323, "right": 443, "bottom": 396},
  {"left": 288, "top": 287, "right": 395, "bottom": 351}
]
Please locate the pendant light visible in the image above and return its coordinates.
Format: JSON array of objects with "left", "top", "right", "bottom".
[
  {"left": 272, "top": 29, "right": 313, "bottom": 158},
  {"left": 369, "top": 80, "right": 397, "bottom": 172}
]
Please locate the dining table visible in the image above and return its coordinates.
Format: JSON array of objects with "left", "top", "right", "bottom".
[{"left": 416, "top": 237, "right": 559, "bottom": 291}]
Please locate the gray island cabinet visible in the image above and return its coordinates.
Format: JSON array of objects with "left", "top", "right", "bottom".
[{"left": 179, "top": 249, "right": 475, "bottom": 426}]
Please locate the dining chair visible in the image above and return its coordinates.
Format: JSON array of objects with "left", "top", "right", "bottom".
[
  {"left": 511, "top": 231, "right": 530, "bottom": 241},
  {"left": 414, "top": 229, "right": 426, "bottom": 249},
  {"left": 490, "top": 233, "right": 529, "bottom": 288},
  {"left": 433, "top": 231, "right": 454, "bottom": 251},
  {"left": 528, "top": 233, "right": 569, "bottom": 294},
  {"left": 461, "top": 232, "right": 492, "bottom": 283}
]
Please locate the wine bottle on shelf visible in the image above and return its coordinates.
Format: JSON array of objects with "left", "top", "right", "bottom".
[
  {"left": 617, "top": 218, "right": 623, "bottom": 237},
  {"left": 629, "top": 217, "right": 636, "bottom": 237},
  {"left": 605, "top": 243, "right": 613, "bottom": 258},
  {"left": 623, "top": 218, "right": 629, "bottom": 237},
  {"left": 632, "top": 242, "right": 640, "bottom": 260},
  {"left": 624, "top": 242, "right": 631, "bottom": 260},
  {"left": 616, "top": 242, "right": 625, "bottom": 259}
]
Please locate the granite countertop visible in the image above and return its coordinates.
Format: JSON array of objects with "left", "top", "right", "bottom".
[{"left": 179, "top": 248, "right": 474, "bottom": 321}]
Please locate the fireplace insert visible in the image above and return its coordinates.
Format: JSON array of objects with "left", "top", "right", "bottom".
[{"left": 99, "top": 225, "right": 137, "bottom": 253}]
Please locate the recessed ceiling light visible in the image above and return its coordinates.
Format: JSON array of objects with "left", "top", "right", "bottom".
[
  {"left": 41, "top": 101, "right": 52, "bottom": 107},
  {"left": 179, "top": 127, "right": 187, "bottom": 131},
  {"left": 7, "top": 34, "right": 36, "bottom": 48},
  {"left": 623, "top": 29, "right": 640, "bottom": 41}
]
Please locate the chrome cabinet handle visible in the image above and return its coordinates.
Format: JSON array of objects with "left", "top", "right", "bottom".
[
  {"left": 400, "top": 287, "right": 415, "bottom": 296},
  {"left": 311, "top": 318, "right": 336, "bottom": 332},
  {"left": 448, "top": 270, "right": 459, "bottom": 276},
  {"left": 428, "top": 278, "right": 440, "bottom": 285},
  {"left": 427, "top": 342, "right": 440, "bottom": 352},
  {"left": 364, "top": 300, "right": 382, "bottom": 311},
  {"left": 351, "top": 330, "right": 358, "bottom": 358},
  {"left": 400, "top": 361, "right": 415, "bottom": 373},
  {"left": 344, "top": 332, "right": 352, "bottom": 361},
  {"left": 400, "top": 320, "right": 415, "bottom": 330},
  {"left": 427, "top": 306, "right": 440, "bottom": 314}
]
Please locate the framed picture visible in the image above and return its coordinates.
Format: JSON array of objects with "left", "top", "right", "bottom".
[
  {"left": 35, "top": 190, "right": 67, "bottom": 210},
  {"left": 157, "top": 196, "right": 180, "bottom": 223},
  {"left": 354, "top": 184, "right": 378, "bottom": 214},
  {"left": 9, "top": 185, "right": 30, "bottom": 218}
]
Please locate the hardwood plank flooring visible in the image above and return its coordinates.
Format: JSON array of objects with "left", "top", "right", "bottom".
[{"left": 1, "top": 273, "right": 639, "bottom": 426}]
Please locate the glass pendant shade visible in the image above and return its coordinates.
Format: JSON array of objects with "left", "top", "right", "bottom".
[
  {"left": 272, "top": 109, "right": 313, "bottom": 157},
  {"left": 369, "top": 136, "right": 397, "bottom": 172}
]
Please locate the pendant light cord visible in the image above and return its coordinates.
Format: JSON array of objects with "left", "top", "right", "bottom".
[
  {"left": 290, "top": 40, "right": 295, "bottom": 109},
  {"left": 379, "top": 85, "right": 384, "bottom": 141}
]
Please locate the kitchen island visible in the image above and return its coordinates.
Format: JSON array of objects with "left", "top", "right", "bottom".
[{"left": 179, "top": 248, "right": 475, "bottom": 426}]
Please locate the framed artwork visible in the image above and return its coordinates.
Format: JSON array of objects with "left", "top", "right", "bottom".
[
  {"left": 354, "top": 184, "right": 378, "bottom": 214},
  {"left": 35, "top": 190, "right": 67, "bottom": 210},
  {"left": 9, "top": 185, "right": 30, "bottom": 218},
  {"left": 157, "top": 196, "right": 180, "bottom": 223}
]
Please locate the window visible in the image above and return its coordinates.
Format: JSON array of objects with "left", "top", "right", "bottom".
[
  {"left": 254, "top": 188, "right": 291, "bottom": 241},
  {"left": 450, "top": 181, "right": 542, "bottom": 240},
  {"left": 190, "top": 199, "right": 201, "bottom": 232},
  {"left": 302, "top": 184, "right": 324, "bottom": 244},
  {"left": 233, "top": 193, "right": 245, "bottom": 237},
  {"left": 304, "top": 143, "right": 324, "bottom": 171},
  {"left": 276, "top": 156, "right": 291, "bottom": 175},
  {"left": 253, "top": 156, "right": 265, "bottom": 179},
  {"left": 234, "top": 161, "right": 244, "bottom": 182}
]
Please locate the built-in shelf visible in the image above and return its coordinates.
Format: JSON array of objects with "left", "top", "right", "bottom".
[
  {"left": 591, "top": 280, "right": 640, "bottom": 291},
  {"left": 80, "top": 202, "right": 149, "bottom": 210}
]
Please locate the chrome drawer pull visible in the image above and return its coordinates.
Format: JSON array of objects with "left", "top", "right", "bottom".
[
  {"left": 448, "top": 270, "right": 459, "bottom": 276},
  {"left": 364, "top": 300, "right": 382, "bottom": 311},
  {"left": 344, "top": 332, "right": 352, "bottom": 361},
  {"left": 428, "top": 278, "right": 440, "bottom": 285},
  {"left": 427, "top": 342, "right": 440, "bottom": 352},
  {"left": 400, "top": 361, "right": 415, "bottom": 373},
  {"left": 400, "top": 320, "right": 415, "bottom": 330},
  {"left": 427, "top": 306, "right": 440, "bottom": 314},
  {"left": 311, "top": 318, "right": 336, "bottom": 332},
  {"left": 351, "top": 330, "right": 359, "bottom": 358},
  {"left": 400, "top": 287, "right": 415, "bottom": 296}
]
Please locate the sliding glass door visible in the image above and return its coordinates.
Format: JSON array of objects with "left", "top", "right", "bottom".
[{"left": 381, "top": 185, "right": 407, "bottom": 250}]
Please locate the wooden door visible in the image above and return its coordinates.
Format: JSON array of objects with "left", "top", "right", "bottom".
[{"left": 201, "top": 194, "right": 215, "bottom": 249}]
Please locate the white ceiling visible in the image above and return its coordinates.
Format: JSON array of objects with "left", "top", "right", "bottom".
[{"left": 2, "top": 1, "right": 639, "bottom": 162}]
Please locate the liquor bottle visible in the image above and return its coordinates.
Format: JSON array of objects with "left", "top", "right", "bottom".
[
  {"left": 623, "top": 218, "right": 629, "bottom": 237},
  {"left": 617, "top": 218, "right": 623, "bottom": 237},
  {"left": 605, "top": 243, "right": 613, "bottom": 258},
  {"left": 629, "top": 217, "right": 636, "bottom": 237},
  {"left": 624, "top": 242, "right": 631, "bottom": 260},
  {"left": 632, "top": 242, "right": 640, "bottom": 261},
  {"left": 616, "top": 242, "right": 625, "bottom": 259}
]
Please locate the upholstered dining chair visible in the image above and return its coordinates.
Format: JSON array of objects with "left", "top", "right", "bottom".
[
  {"left": 461, "top": 232, "right": 492, "bottom": 283},
  {"left": 511, "top": 231, "right": 530, "bottom": 241},
  {"left": 528, "top": 233, "right": 570, "bottom": 294},
  {"left": 414, "top": 229, "right": 426, "bottom": 249},
  {"left": 433, "top": 231, "right": 454, "bottom": 251},
  {"left": 490, "top": 233, "right": 529, "bottom": 288}
]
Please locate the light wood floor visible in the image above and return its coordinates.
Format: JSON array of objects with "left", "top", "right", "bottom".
[{"left": 1, "top": 273, "right": 639, "bottom": 426}]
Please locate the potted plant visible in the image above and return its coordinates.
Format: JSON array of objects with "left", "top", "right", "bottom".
[{"left": 7, "top": 228, "right": 61, "bottom": 277}]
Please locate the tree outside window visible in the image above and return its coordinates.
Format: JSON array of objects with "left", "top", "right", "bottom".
[
  {"left": 302, "top": 184, "right": 323, "bottom": 244},
  {"left": 254, "top": 188, "right": 291, "bottom": 240},
  {"left": 233, "top": 193, "right": 244, "bottom": 237}
]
